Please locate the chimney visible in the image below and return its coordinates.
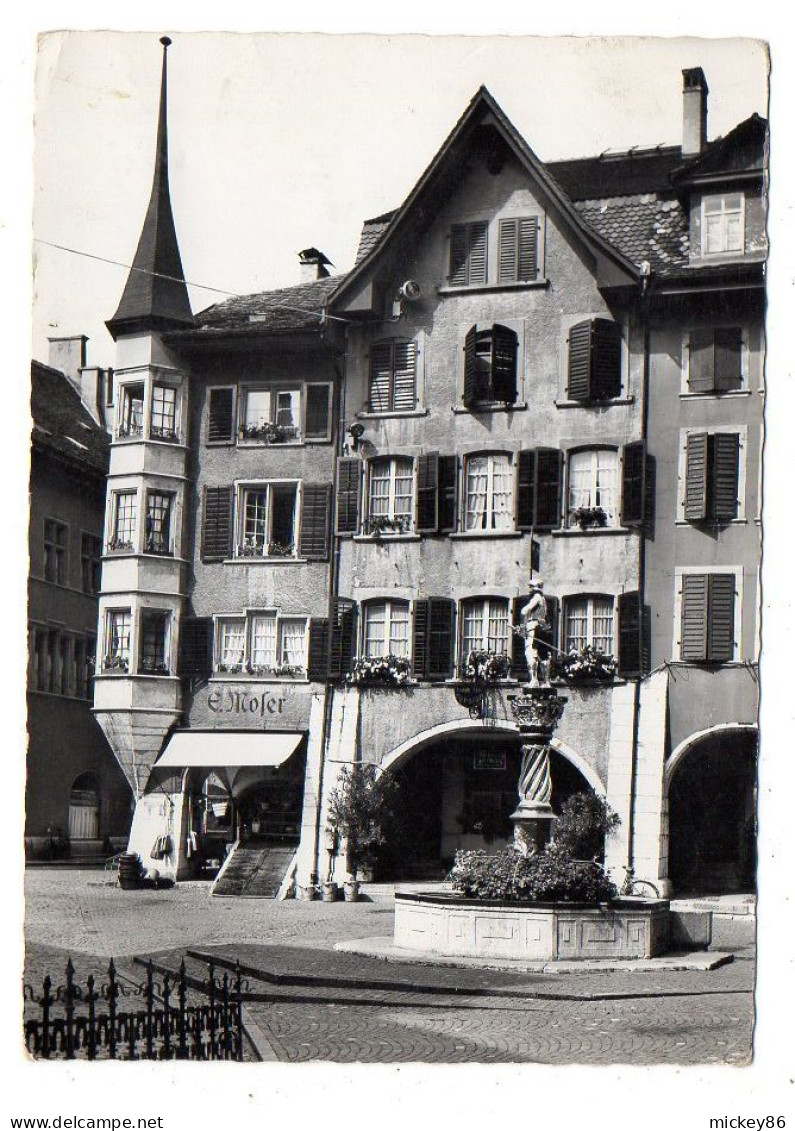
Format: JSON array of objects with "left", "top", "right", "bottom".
[
  {"left": 48, "top": 335, "right": 87, "bottom": 388},
  {"left": 298, "top": 248, "right": 332, "bottom": 283},
  {"left": 682, "top": 67, "right": 709, "bottom": 156}
]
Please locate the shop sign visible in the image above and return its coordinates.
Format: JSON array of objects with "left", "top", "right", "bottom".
[
  {"left": 207, "top": 687, "right": 287, "bottom": 717},
  {"left": 473, "top": 751, "right": 507, "bottom": 771}
]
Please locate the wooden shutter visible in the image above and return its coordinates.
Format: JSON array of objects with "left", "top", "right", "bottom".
[
  {"left": 688, "top": 329, "right": 715, "bottom": 393},
  {"left": 567, "top": 320, "right": 592, "bottom": 401},
  {"left": 178, "top": 617, "right": 213, "bottom": 679},
  {"left": 534, "top": 449, "right": 562, "bottom": 529},
  {"left": 714, "top": 327, "right": 743, "bottom": 392},
  {"left": 307, "top": 618, "right": 329, "bottom": 681},
  {"left": 591, "top": 318, "right": 622, "bottom": 400},
  {"left": 438, "top": 456, "right": 458, "bottom": 533},
  {"left": 684, "top": 432, "right": 709, "bottom": 522},
  {"left": 369, "top": 343, "right": 393, "bottom": 412},
  {"left": 299, "top": 484, "right": 332, "bottom": 560},
  {"left": 335, "top": 457, "right": 362, "bottom": 536},
  {"left": 427, "top": 598, "right": 455, "bottom": 680},
  {"left": 516, "top": 449, "right": 536, "bottom": 531},
  {"left": 498, "top": 219, "right": 519, "bottom": 283},
  {"left": 207, "top": 387, "right": 235, "bottom": 444},
  {"left": 305, "top": 383, "right": 332, "bottom": 440},
  {"left": 449, "top": 224, "right": 469, "bottom": 286},
  {"left": 491, "top": 324, "right": 518, "bottom": 403},
  {"left": 621, "top": 441, "right": 646, "bottom": 526},
  {"left": 393, "top": 341, "right": 417, "bottom": 410},
  {"left": 500, "top": 217, "right": 539, "bottom": 282},
  {"left": 708, "top": 574, "right": 735, "bottom": 662},
  {"left": 328, "top": 599, "right": 357, "bottom": 679},
  {"left": 467, "top": 222, "right": 488, "bottom": 285},
  {"left": 411, "top": 599, "right": 430, "bottom": 679},
  {"left": 712, "top": 433, "right": 740, "bottom": 521},
  {"left": 680, "top": 573, "right": 708, "bottom": 661},
  {"left": 201, "top": 486, "right": 233, "bottom": 562},
  {"left": 517, "top": 218, "right": 539, "bottom": 281},
  {"left": 416, "top": 453, "right": 439, "bottom": 533},
  {"left": 463, "top": 325, "right": 478, "bottom": 407},
  {"left": 617, "top": 591, "right": 643, "bottom": 677},
  {"left": 510, "top": 595, "right": 532, "bottom": 681}
]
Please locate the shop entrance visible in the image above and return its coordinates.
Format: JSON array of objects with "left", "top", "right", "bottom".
[{"left": 237, "top": 776, "right": 303, "bottom": 844}]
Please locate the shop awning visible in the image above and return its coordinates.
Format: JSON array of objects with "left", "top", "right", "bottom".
[{"left": 149, "top": 731, "right": 304, "bottom": 793}]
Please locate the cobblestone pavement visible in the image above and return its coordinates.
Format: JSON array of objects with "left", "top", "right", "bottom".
[{"left": 23, "top": 868, "right": 756, "bottom": 1065}]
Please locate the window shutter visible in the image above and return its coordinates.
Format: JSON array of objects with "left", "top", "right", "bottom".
[
  {"left": 307, "top": 618, "right": 329, "bottom": 681},
  {"left": 299, "top": 484, "right": 332, "bottom": 560},
  {"left": 684, "top": 433, "right": 709, "bottom": 522},
  {"left": 617, "top": 591, "right": 644, "bottom": 678},
  {"left": 411, "top": 599, "right": 429, "bottom": 679},
  {"left": 207, "top": 387, "right": 235, "bottom": 444},
  {"left": 335, "top": 457, "right": 362, "bottom": 536},
  {"left": 511, "top": 595, "right": 533, "bottom": 681},
  {"left": 591, "top": 318, "right": 622, "bottom": 400},
  {"left": 534, "top": 448, "right": 562, "bottom": 529},
  {"left": 393, "top": 341, "right": 418, "bottom": 410},
  {"left": 369, "top": 343, "right": 393, "bottom": 412},
  {"left": 467, "top": 222, "right": 488, "bottom": 285},
  {"left": 201, "top": 486, "right": 233, "bottom": 562},
  {"left": 708, "top": 574, "right": 735, "bottom": 662},
  {"left": 328, "top": 599, "right": 357, "bottom": 679},
  {"left": 680, "top": 574, "right": 708, "bottom": 661},
  {"left": 449, "top": 225, "right": 468, "bottom": 286},
  {"left": 491, "top": 324, "right": 518, "bottom": 403},
  {"left": 714, "top": 328, "right": 743, "bottom": 392},
  {"left": 438, "top": 456, "right": 459, "bottom": 533},
  {"left": 463, "top": 326, "right": 478, "bottom": 407},
  {"left": 178, "top": 617, "right": 213, "bottom": 679},
  {"left": 517, "top": 218, "right": 539, "bottom": 281},
  {"left": 416, "top": 452, "right": 440, "bottom": 533},
  {"left": 305, "top": 383, "right": 333, "bottom": 440},
  {"left": 567, "top": 320, "right": 592, "bottom": 401},
  {"left": 516, "top": 449, "right": 536, "bottom": 531},
  {"left": 427, "top": 597, "right": 455, "bottom": 680},
  {"left": 621, "top": 441, "right": 646, "bottom": 526},
  {"left": 498, "top": 219, "right": 518, "bottom": 283},
  {"left": 711, "top": 433, "right": 740, "bottom": 521},
  {"left": 688, "top": 329, "right": 715, "bottom": 393}
]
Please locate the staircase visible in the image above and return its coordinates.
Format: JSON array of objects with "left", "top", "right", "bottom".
[{"left": 212, "top": 844, "right": 296, "bottom": 898}]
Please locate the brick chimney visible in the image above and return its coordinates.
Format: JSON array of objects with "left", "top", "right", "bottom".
[
  {"left": 682, "top": 67, "right": 709, "bottom": 156},
  {"left": 298, "top": 248, "right": 332, "bottom": 283}
]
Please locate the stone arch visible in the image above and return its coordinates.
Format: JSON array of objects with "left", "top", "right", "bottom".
[{"left": 664, "top": 723, "right": 758, "bottom": 793}]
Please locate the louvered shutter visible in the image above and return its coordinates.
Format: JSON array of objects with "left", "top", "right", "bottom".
[
  {"left": 369, "top": 343, "right": 393, "bottom": 412},
  {"left": 449, "top": 225, "right": 469, "bottom": 286},
  {"left": 708, "top": 574, "right": 735, "bottom": 662},
  {"left": 299, "top": 484, "right": 332, "bottom": 560},
  {"left": 516, "top": 449, "right": 536, "bottom": 531},
  {"left": 711, "top": 433, "right": 740, "bottom": 521},
  {"left": 517, "top": 218, "right": 539, "bottom": 281},
  {"left": 591, "top": 319, "right": 622, "bottom": 400},
  {"left": 498, "top": 219, "right": 519, "bottom": 283},
  {"left": 511, "top": 595, "right": 533, "bottom": 681},
  {"left": 680, "top": 574, "right": 709, "bottom": 661},
  {"left": 328, "top": 599, "right": 357, "bottom": 679},
  {"left": 617, "top": 592, "right": 644, "bottom": 678},
  {"left": 411, "top": 599, "right": 430, "bottom": 679},
  {"left": 467, "top": 222, "right": 488, "bottom": 285},
  {"left": 427, "top": 598, "right": 455, "bottom": 680},
  {"left": 534, "top": 449, "right": 562, "bottom": 529},
  {"left": 393, "top": 341, "right": 417, "bottom": 410},
  {"left": 305, "top": 383, "right": 332, "bottom": 440},
  {"left": 714, "top": 328, "right": 743, "bottom": 392},
  {"left": 307, "top": 618, "right": 330, "bottom": 681},
  {"left": 688, "top": 329, "right": 715, "bottom": 393},
  {"left": 621, "top": 441, "right": 646, "bottom": 526},
  {"left": 178, "top": 617, "right": 213, "bottom": 679},
  {"left": 463, "top": 325, "right": 478, "bottom": 408},
  {"left": 207, "top": 387, "right": 235, "bottom": 444},
  {"left": 438, "top": 456, "right": 458, "bottom": 533},
  {"left": 416, "top": 453, "right": 439, "bottom": 533},
  {"left": 684, "top": 433, "right": 709, "bottom": 522},
  {"left": 567, "top": 320, "right": 592, "bottom": 401},
  {"left": 335, "top": 457, "right": 362, "bottom": 536},
  {"left": 491, "top": 324, "right": 518, "bottom": 403},
  {"left": 201, "top": 486, "right": 233, "bottom": 562}
]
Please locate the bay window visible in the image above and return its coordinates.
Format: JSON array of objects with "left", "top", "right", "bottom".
[
  {"left": 110, "top": 491, "right": 137, "bottom": 552},
  {"left": 563, "top": 595, "right": 615, "bottom": 654},
  {"left": 119, "top": 383, "right": 145, "bottom": 438},
  {"left": 366, "top": 457, "right": 414, "bottom": 534},
  {"left": 140, "top": 610, "right": 170, "bottom": 674},
  {"left": 145, "top": 491, "right": 174, "bottom": 554},
  {"left": 464, "top": 453, "right": 513, "bottom": 532},
  {"left": 363, "top": 601, "right": 410, "bottom": 659},
  {"left": 104, "top": 610, "right": 131, "bottom": 672},
  {"left": 151, "top": 384, "right": 178, "bottom": 441},
  {"left": 567, "top": 449, "right": 619, "bottom": 527}
]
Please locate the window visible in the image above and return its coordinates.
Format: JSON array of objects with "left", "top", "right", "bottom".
[
  {"left": 686, "top": 327, "right": 744, "bottom": 393},
  {"left": 363, "top": 601, "right": 410, "bottom": 659},
  {"left": 564, "top": 595, "right": 615, "bottom": 654},
  {"left": 237, "top": 483, "right": 298, "bottom": 558},
  {"left": 498, "top": 217, "right": 539, "bottom": 283},
  {"left": 567, "top": 449, "right": 619, "bottom": 528},
  {"left": 150, "top": 384, "right": 178, "bottom": 441},
  {"left": 119, "top": 383, "right": 145, "bottom": 438},
  {"left": 73, "top": 636, "right": 94, "bottom": 699},
  {"left": 464, "top": 454, "right": 513, "bottom": 532},
  {"left": 110, "top": 491, "right": 137, "bottom": 552},
  {"left": 58, "top": 635, "right": 72, "bottom": 695},
  {"left": 678, "top": 572, "right": 737, "bottom": 663},
  {"left": 145, "top": 492, "right": 174, "bottom": 554},
  {"left": 366, "top": 457, "right": 414, "bottom": 535},
  {"left": 104, "top": 610, "right": 131, "bottom": 672},
  {"left": 43, "top": 520, "right": 67, "bottom": 584},
  {"left": 460, "top": 598, "right": 510, "bottom": 665},
  {"left": 217, "top": 618, "right": 246, "bottom": 672},
  {"left": 368, "top": 341, "right": 417, "bottom": 412},
  {"left": 217, "top": 612, "right": 308, "bottom": 675},
  {"left": 140, "top": 610, "right": 170, "bottom": 674},
  {"left": 449, "top": 221, "right": 488, "bottom": 286},
  {"left": 702, "top": 193, "right": 744, "bottom": 256},
  {"left": 567, "top": 319, "right": 622, "bottom": 401},
  {"left": 683, "top": 432, "right": 741, "bottom": 523},
  {"left": 81, "top": 533, "right": 102, "bottom": 594},
  {"left": 463, "top": 325, "right": 518, "bottom": 406},
  {"left": 240, "top": 387, "right": 301, "bottom": 442}
]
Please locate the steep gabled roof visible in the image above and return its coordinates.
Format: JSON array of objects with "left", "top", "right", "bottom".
[
  {"left": 30, "top": 361, "right": 109, "bottom": 477},
  {"left": 670, "top": 113, "right": 768, "bottom": 183}
]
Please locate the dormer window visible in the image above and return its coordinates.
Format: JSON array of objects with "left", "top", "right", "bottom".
[{"left": 702, "top": 193, "right": 744, "bottom": 256}]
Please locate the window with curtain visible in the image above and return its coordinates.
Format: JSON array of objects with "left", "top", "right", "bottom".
[
  {"left": 111, "top": 492, "right": 137, "bottom": 551},
  {"left": 217, "top": 618, "right": 246, "bottom": 671},
  {"left": 367, "top": 457, "right": 414, "bottom": 534},
  {"left": 250, "top": 614, "right": 278, "bottom": 669},
  {"left": 564, "top": 595, "right": 615, "bottom": 654},
  {"left": 363, "top": 601, "right": 410, "bottom": 659},
  {"left": 464, "top": 454, "right": 513, "bottom": 532},
  {"left": 104, "top": 610, "right": 132, "bottom": 672},
  {"left": 279, "top": 618, "right": 308, "bottom": 669},
  {"left": 151, "top": 384, "right": 178, "bottom": 440},
  {"left": 145, "top": 492, "right": 173, "bottom": 554},
  {"left": 460, "top": 598, "right": 510, "bottom": 662},
  {"left": 567, "top": 449, "right": 619, "bottom": 527}
]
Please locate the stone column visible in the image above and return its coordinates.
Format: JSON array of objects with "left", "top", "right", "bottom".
[{"left": 509, "top": 686, "right": 567, "bottom": 853}]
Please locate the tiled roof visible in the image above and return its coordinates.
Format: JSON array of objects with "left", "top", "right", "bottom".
[
  {"left": 30, "top": 361, "right": 109, "bottom": 475},
  {"left": 574, "top": 194, "right": 690, "bottom": 273},
  {"left": 355, "top": 212, "right": 398, "bottom": 265},
  {"left": 547, "top": 147, "right": 684, "bottom": 201},
  {"left": 179, "top": 275, "right": 344, "bottom": 337}
]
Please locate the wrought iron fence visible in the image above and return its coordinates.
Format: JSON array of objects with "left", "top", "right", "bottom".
[{"left": 24, "top": 957, "right": 244, "bottom": 1060}]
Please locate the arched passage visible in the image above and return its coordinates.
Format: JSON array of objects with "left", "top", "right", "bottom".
[{"left": 666, "top": 725, "right": 758, "bottom": 895}]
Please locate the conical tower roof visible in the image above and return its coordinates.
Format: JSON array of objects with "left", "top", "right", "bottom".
[{"left": 106, "top": 37, "right": 193, "bottom": 339}]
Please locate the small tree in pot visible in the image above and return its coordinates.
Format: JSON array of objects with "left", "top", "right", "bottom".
[{"left": 325, "top": 764, "right": 398, "bottom": 900}]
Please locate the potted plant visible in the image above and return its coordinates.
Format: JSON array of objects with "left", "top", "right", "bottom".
[
  {"left": 325, "top": 764, "right": 398, "bottom": 900},
  {"left": 557, "top": 645, "right": 617, "bottom": 683},
  {"left": 569, "top": 505, "right": 608, "bottom": 530},
  {"left": 346, "top": 654, "right": 412, "bottom": 687}
]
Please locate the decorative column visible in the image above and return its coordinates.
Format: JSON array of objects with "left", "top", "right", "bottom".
[{"left": 509, "top": 687, "right": 567, "bottom": 854}]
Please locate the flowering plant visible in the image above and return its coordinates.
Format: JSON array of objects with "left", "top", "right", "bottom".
[
  {"left": 367, "top": 514, "right": 411, "bottom": 536},
  {"left": 347, "top": 654, "right": 412, "bottom": 687},
  {"left": 450, "top": 845, "right": 618, "bottom": 904},
  {"left": 107, "top": 537, "right": 134, "bottom": 553},
  {"left": 462, "top": 650, "right": 510, "bottom": 683},
  {"left": 570, "top": 505, "right": 608, "bottom": 529},
  {"left": 102, "top": 654, "right": 129, "bottom": 673},
  {"left": 239, "top": 422, "right": 299, "bottom": 443},
  {"left": 216, "top": 661, "right": 244, "bottom": 673},
  {"left": 244, "top": 661, "right": 305, "bottom": 678},
  {"left": 557, "top": 645, "right": 616, "bottom": 682}
]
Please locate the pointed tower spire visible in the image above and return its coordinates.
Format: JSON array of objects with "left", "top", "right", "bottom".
[{"left": 107, "top": 36, "right": 193, "bottom": 339}]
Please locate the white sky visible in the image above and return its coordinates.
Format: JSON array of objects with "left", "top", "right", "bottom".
[{"left": 32, "top": 33, "right": 769, "bottom": 369}]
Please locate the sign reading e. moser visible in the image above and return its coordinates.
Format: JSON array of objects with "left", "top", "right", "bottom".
[{"left": 207, "top": 687, "right": 287, "bottom": 717}]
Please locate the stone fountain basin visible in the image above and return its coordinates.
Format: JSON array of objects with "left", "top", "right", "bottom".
[{"left": 394, "top": 890, "right": 670, "bottom": 961}]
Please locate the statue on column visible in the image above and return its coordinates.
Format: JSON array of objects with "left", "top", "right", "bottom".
[{"left": 515, "top": 581, "right": 550, "bottom": 687}]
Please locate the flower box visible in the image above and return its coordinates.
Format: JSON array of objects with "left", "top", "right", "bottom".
[
  {"left": 461, "top": 649, "right": 510, "bottom": 683},
  {"left": 569, "top": 505, "right": 609, "bottom": 530},
  {"left": 239, "top": 423, "right": 300, "bottom": 443},
  {"left": 107, "top": 538, "right": 134, "bottom": 553},
  {"left": 347, "top": 654, "right": 412, "bottom": 687},
  {"left": 557, "top": 645, "right": 616, "bottom": 683},
  {"left": 102, "top": 655, "right": 129, "bottom": 673},
  {"left": 366, "top": 515, "right": 411, "bottom": 536}
]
